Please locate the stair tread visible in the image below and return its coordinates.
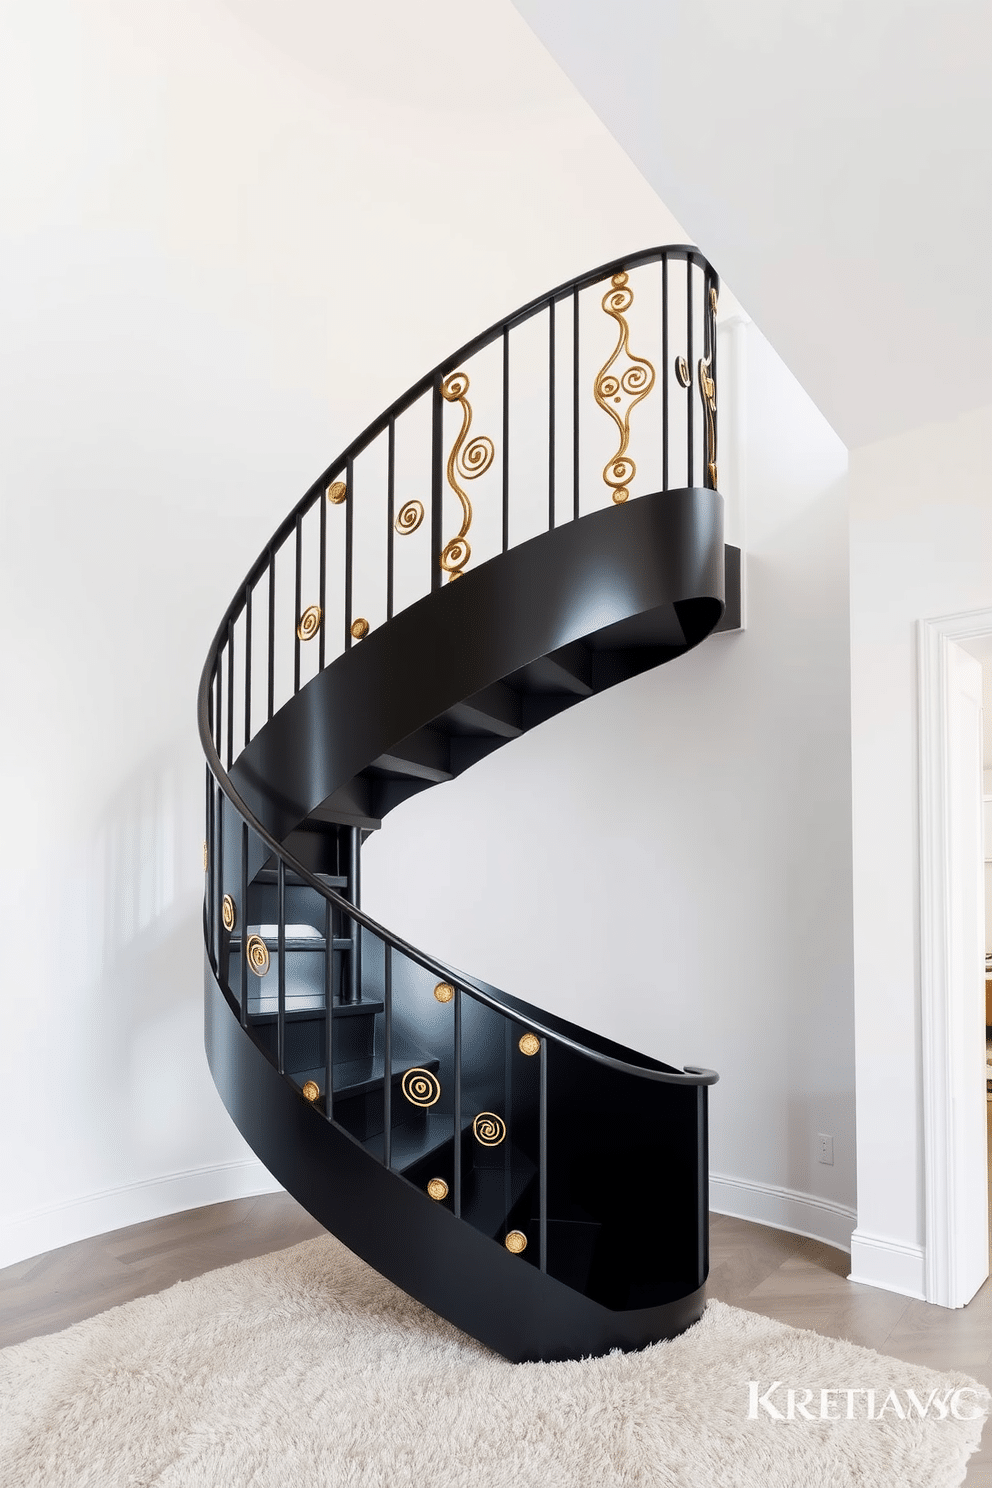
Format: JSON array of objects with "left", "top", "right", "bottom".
[
  {"left": 248, "top": 996, "right": 384, "bottom": 1024},
  {"left": 294, "top": 1051, "right": 439, "bottom": 1101},
  {"left": 361, "top": 1113, "right": 471, "bottom": 1173},
  {"left": 231, "top": 924, "right": 353, "bottom": 952},
  {"left": 255, "top": 869, "right": 349, "bottom": 889}
]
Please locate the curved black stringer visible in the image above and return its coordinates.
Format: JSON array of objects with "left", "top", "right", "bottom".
[{"left": 200, "top": 248, "right": 730, "bottom": 1362}]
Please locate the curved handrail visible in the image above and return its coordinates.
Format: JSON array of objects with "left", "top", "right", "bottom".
[{"left": 199, "top": 245, "right": 722, "bottom": 1091}]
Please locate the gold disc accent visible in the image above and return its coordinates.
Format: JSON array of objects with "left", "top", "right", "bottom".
[
  {"left": 611, "top": 489, "right": 629, "bottom": 505},
  {"left": 221, "top": 895, "right": 236, "bottom": 932},
  {"left": 402, "top": 1067, "right": 441, "bottom": 1108},
  {"left": 434, "top": 981, "right": 455, "bottom": 1004},
  {"left": 395, "top": 499, "right": 425, "bottom": 535},
  {"left": 297, "top": 604, "right": 322, "bottom": 642},
  {"left": 245, "top": 934, "right": 270, "bottom": 976},
  {"left": 675, "top": 355, "right": 691, "bottom": 388},
  {"left": 473, "top": 1112, "right": 506, "bottom": 1147},
  {"left": 326, "top": 480, "right": 347, "bottom": 504},
  {"left": 350, "top": 618, "right": 370, "bottom": 640},
  {"left": 518, "top": 1032, "right": 540, "bottom": 1057},
  {"left": 302, "top": 1080, "right": 320, "bottom": 1102},
  {"left": 505, "top": 1230, "right": 527, "bottom": 1254},
  {"left": 427, "top": 1177, "right": 449, "bottom": 1202}
]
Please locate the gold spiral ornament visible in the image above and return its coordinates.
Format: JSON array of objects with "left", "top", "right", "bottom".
[
  {"left": 698, "top": 284, "right": 718, "bottom": 486},
  {"left": 302, "top": 1080, "right": 319, "bottom": 1102},
  {"left": 593, "top": 270, "right": 655, "bottom": 505},
  {"left": 518, "top": 1032, "right": 540, "bottom": 1057},
  {"left": 473, "top": 1112, "right": 506, "bottom": 1147},
  {"left": 433, "top": 982, "right": 455, "bottom": 1004},
  {"left": 395, "top": 499, "right": 425, "bottom": 535},
  {"left": 350, "top": 618, "right": 369, "bottom": 640},
  {"left": 505, "top": 1230, "right": 527, "bottom": 1254},
  {"left": 326, "top": 480, "right": 347, "bottom": 504},
  {"left": 402, "top": 1067, "right": 441, "bottom": 1108},
  {"left": 297, "top": 604, "right": 322, "bottom": 642},
  {"left": 439, "top": 370, "right": 495, "bottom": 581},
  {"left": 675, "top": 355, "right": 691, "bottom": 389},
  {"left": 221, "top": 895, "right": 236, "bottom": 932},
  {"left": 245, "top": 934, "right": 270, "bottom": 976},
  {"left": 427, "top": 1177, "right": 449, "bottom": 1201}
]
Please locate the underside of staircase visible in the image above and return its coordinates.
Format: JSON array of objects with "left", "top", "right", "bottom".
[{"left": 200, "top": 247, "right": 738, "bottom": 1362}]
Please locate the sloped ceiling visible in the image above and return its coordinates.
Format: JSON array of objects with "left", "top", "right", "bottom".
[{"left": 512, "top": 0, "right": 992, "bottom": 450}]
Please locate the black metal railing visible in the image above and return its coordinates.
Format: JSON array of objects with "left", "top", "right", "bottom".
[{"left": 199, "top": 246, "right": 720, "bottom": 1281}]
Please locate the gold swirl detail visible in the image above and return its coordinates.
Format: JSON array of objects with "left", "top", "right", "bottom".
[
  {"left": 504, "top": 1230, "right": 527, "bottom": 1254},
  {"left": 395, "top": 499, "right": 425, "bottom": 535},
  {"left": 221, "top": 895, "right": 236, "bottom": 933},
  {"left": 297, "top": 604, "right": 322, "bottom": 642},
  {"left": 440, "top": 370, "right": 495, "bottom": 580},
  {"left": 245, "top": 934, "right": 270, "bottom": 976},
  {"left": 675, "top": 355, "right": 691, "bottom": 389},
  {"left": 402, "top": 1067, "right": 441, "bottom": 1108},
  {"left": 427, "top": 1177, "right": 449, "bottom": 1201},
  {"left": 593, "top": 270, "right": 656, "bottom": 504},
  {"left": 302, "top": 1080, "right": 319, "bottom": 1102},
  {"left": 434, "top": 982, "right": 455, "bottom": 1004},
  {"left": 698, "top": 285, "right": 718, "bottom": 486},
  {"left": 518, "top": 1033, "right": 540, "bottom": 1057},
  {"left": 326, "top": 480, "right": 347, "bottom": 505},
  {"left": 473, "top": 1112, "right": 506, "bottom": 1147},
  {"left": 350, "top": 618, "right": 370, "bottom": 640}
]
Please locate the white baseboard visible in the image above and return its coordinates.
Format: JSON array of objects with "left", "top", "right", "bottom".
[
  {"left": 710, "top": 1172, "right": 857, "bottom": 1253},
  {"left": 0, "top": 1160, "right": 284, "bottom": 1272},
  {"left": 848, "top": 1228, "right": 927, "bottom": 1300}
]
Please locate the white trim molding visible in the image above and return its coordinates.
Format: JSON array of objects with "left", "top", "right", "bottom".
[
  {"left": 709, "top": 1172, "right": 856, "bottom": 1253},
  {"left": 0, "top": 1159, "right": 282, "bottom": 1271},
  {"left": 849, "top": 1229, "right": 926, "bottom": 1300},
  {"left": 918, "top": 608, "right": 992, "bottom": 1308}
]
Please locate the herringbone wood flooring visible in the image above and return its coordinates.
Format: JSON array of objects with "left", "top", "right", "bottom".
[{"left": 2, "top": 1170, "right": 989, "bottom": 1482}]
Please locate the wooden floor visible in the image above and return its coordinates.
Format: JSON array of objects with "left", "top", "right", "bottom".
[{"left": 2, "top": 1150, "right": 990, "bottom": 1483}]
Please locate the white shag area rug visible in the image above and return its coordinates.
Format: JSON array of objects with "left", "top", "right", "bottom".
[{"left": 1, "top": 1235, "right": 987, "bottom": 1487}]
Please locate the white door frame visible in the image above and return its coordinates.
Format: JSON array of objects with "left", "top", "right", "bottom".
[{"left": 918, "top": 608, "right": 992, "bottom": 1306}]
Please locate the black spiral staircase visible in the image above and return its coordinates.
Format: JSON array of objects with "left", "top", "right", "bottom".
[{"left": 200, "top": 247, "right": 740, "bottom": 1363}]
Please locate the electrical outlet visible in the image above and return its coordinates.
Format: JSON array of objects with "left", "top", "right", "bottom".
[{"left": 817, "top": 1133, "right": 834, "bottom": 1166}]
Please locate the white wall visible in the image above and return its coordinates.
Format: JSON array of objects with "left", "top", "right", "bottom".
[
  {"left": 849, "top": 400, "right": 992, "bottom": 1297},
  {"left": 364, "top": 321, "right": 856, "bottom": 1247},
  {"left": 0, "top": 0, "right": 722, "bottom": 1267}
]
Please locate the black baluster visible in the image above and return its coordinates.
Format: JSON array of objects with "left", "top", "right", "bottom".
[
  {"left": 226, "top": 625, "right": 234, "bottom": 770},
  {"left": 539, "top": 1038, "right": 548, "bottom": 1275},
  {"left": 318, "top": 478, "right": 327, "bottom": 672},
  {"left": 243, "top": 582, "right": 252, "bottom": 750},
  {"left": 386, "top": 419, "right": 396, "bottom": 622},
  {"left": 348, "top": 826, "right": 361, "bottom": 1005},
  {"left": 662, "top": 256, "right": 669, "bottom": 492},
  {"left": 266, "top": 549, "right": 275, "bottom": 722},
  {"left": 293, "top": 512, "right": 302, "bottom": 694},
  {"left": 502, "top": 327, "right": 510, "bottom": 553},
  {"left": 548, "top": 298, "right": 556, "bottom": 530},
  {"left": 239, "top": 822, "right": 248, "bottom": 1029},
  {"left": 324, "top": 895, "right": 334, "bottom": 1121},
  {"left": 277, "top": 858, "right": 286, "bottom": 1077},
  {"left": 383, "top": 945, "right": 392, "bottom": 1170},
  {"left": 572, "top": 287, "right": 580, "bottom": 522},
  {"left": 344, "top": 457, "right": 355, "bottom": 648},
  {"left": 686, "top": 260, "right": 694, "bottom": 486},
  {"left": 453, "top": 987, "right": 462, "bottom": 1220}
]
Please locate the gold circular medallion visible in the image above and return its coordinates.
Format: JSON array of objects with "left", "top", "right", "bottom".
[
  {"left": 401, "top": 1067, "right": 441, "bottom": 1108},
  {"left": 611, "top": 489, "right": 629, "bottom": 504},
  {"left": 426, "top": 1177, "right": 449, "bottom": 1202},
  {"left": 675, "top": 355, "right": 691, "bottom": 388},
  {"left": 221, "top": 895, "right": 236, "bottom": 932},
  {"left": 505, "top": 1230, "right": 527, "bottom": 1254},
  {"left": 350, "top": 617, "right": 370, "bottom": 640},
  {"left": 302, "top": 1080, "right": 320, "bottom": 1102},
  {"left": 473, "top": 1112, "right": 506, "bottom": 1147},
  {"left": 518, "top": 1032, "right": 540, "bottom": 1057},
  {"left": 297, "top": 604, "right": 322, "bottom": 641},
  {"left": 245, "top": 934, "right": 270, "bottom": 976},
  {"left": 326, "top": 480, "right": 347, "bottom": 505},
  {"left": 433, "top": 982, "right": 455, "bottom": 1004}
]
